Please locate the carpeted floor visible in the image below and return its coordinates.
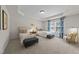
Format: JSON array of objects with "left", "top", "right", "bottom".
[{"left": 4, "top": 36, "right": 79, "bottom": 54}]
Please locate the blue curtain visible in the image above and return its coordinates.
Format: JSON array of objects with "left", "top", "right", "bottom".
[
  {"left": 48, "top": 17, "right": 64, "bottom": 38},
  {"left": 48, "top": 20, "right": 50, "bottom": 31},
  {"left": 60, "top": 17, "right": 64, "bottom": 38}
]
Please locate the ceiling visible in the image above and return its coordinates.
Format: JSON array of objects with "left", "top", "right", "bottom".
[{"left": 18, "top": 5, "right": 79, "bottom": 20}]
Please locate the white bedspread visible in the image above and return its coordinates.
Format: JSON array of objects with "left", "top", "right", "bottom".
[{"left": 37, "top": 31, "right": 55, "bottom": 37}]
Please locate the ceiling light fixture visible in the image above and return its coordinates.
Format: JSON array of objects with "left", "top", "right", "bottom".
[{"left": 40, "top": 10, "right": 45, "bottom": 14}]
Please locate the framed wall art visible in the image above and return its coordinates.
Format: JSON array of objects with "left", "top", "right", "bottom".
[
  {"left": 0, "top": 6, "right": 1, "bottom": 30},
  {"left": 2, "top": 10, "right": 8, "bottom": 30}
]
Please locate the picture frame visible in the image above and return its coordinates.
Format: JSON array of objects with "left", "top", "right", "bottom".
[
  {"left": 2, "top": 10, "right": 8, "bottom": 30},
  {"left": 0, "top": 6, "right": 1, "bottom": 30}
]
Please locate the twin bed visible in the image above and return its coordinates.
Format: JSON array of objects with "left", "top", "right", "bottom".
[{"left": 19, "top": 31, "right": 55, "bottom": 45}]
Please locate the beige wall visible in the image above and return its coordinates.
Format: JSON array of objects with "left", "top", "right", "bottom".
[
  {"left": 0, "top": 5, "right": 10, "bottom": 53},
  {"left": 6, "top": 6, "right": 19, "bottom": 40},
  {"left": 64, "top": 14, "right": 79, "bottom": 34},
  {"left": 18, "top": 16, "right": 43, "bottom": 30}
]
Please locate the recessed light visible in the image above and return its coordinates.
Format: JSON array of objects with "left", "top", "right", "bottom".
[{"left": 40, "top": 10, "right": 45, "bottom": 14}]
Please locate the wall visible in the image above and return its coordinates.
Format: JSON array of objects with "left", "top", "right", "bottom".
[
  {"left": 0, "top": 6, "right": 10, "bottom": 53},
  {"left": 41, "top": 21, "right": 48, "bottom": 31},
  {"left": 6, "top": 6, "right": 19, "bottom": 40},
  {"left": 64, "top": 14, "right": 79, "bottom": 34},
  {"left": 18, "top": 16, "right": 43, "bottom": 30}
]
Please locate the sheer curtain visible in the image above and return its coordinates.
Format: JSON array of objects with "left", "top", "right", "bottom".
[{"left": 48, "top": 17, "right": 64, "bottom": 38}]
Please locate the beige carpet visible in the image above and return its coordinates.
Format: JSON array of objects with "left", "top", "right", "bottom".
[{"left": 4, "top": 36, "right": 79, "bottom": 54}]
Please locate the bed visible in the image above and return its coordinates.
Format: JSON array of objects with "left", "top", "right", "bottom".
[{"left": 37, "top": 31, "right": 55, "bottom": 38}]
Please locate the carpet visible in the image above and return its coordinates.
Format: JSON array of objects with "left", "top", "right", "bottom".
[{"left": 4, "top": 36, "right": 79, "bottom": 54}]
